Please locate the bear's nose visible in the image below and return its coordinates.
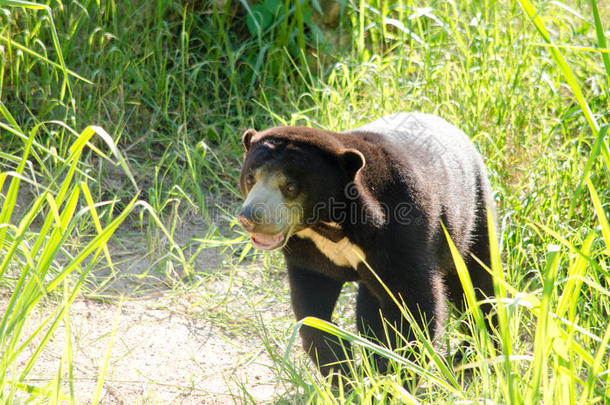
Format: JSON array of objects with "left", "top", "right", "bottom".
[
  {"left": 238, "top": 204, "right": 268, "bottom": 232},
  {"left": 237, "top": 214, "right": 256, "bottom": 232}
]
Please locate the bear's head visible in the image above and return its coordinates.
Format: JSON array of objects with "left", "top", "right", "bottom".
[{"left": 237, "top": 126, "right": 365, "bottom": 250}]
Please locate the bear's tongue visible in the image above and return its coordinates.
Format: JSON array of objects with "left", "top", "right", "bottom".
[{"left": 250, "top": 232, "right": 284, "bottom": 250}]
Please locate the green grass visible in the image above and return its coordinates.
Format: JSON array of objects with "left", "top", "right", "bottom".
[{"left": 1, "top": 0, "right": 609, "bottom": 403}]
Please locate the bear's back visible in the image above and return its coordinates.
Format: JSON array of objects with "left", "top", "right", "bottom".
[
  {"left": 345, "top": 112, "right": 482, "bottom": 171},
  {"left": 345, "top": 112, "right": 492, "bottom": 254}
]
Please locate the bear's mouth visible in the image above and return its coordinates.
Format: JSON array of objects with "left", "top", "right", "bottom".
[{"left": 249, "top": 232, "right": 286, "bottom": 250}]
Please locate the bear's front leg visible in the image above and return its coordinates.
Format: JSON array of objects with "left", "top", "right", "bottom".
[
  {"left": 356, "top": 273, "right": 448, "bottom": 373},
  {"left": 287, "top": 266, "right": 352, "bottom": 382}
]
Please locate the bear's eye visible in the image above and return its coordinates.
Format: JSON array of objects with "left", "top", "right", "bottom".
[
  {"left": 284, "top": 182, "right": 298, "bottom": 197},
  {"left": 245, "top": 173, "right": 255, "bottom": 187}
]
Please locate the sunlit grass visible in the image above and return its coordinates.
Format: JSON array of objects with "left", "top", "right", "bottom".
[{"left": 0, "top": 122, "right": 137, "bottom": 402}]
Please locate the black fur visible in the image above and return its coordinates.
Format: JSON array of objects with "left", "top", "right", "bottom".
[{"left": 239, "top": 112, "right": 496, "bottom": 380}]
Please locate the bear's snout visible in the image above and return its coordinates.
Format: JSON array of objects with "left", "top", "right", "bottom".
[
  {"left": 237, "top": 203, "right": 270, "bottom": 232},
  {"left": 237, "top": 202, "right": 275, "bottom": 233},
  {"left": 237, "top": 212, "right": 256, "bottom": 232}
]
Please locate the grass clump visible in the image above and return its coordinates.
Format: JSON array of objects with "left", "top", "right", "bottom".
[{"left": 0, "top": 119, "right": 137, "bottom": 402}]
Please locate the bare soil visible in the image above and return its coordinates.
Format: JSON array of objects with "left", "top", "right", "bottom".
[
  {"left": 11, "top": 292, "right": 290, "bottom": 404},
  {"left": 4, "top": 208, "right": 299, "bottom": 404}
]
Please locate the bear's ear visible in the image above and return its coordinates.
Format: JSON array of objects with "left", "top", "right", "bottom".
[
  {"left": 242, "top": 129, "right": 257, "bottom": 151},
  {"left": 340, "top": 148, "right": 386, "bottom": 227},
  {"left": 339, "top": 149, "right": 365, "bottom": 176}
]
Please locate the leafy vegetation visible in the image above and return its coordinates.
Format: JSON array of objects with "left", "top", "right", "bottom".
[{"left": 1, "top": 0, "right": 609, "bottom": 403}]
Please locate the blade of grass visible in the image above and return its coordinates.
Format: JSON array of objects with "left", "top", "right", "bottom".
[
  {"left": 556, "top": 233, "right": 595, "bottom": 319},
  {"left": 486, "top": 204, "right": 520, "bottom": 404},
  {"left": 571, "top": 124, "right": 610, "bottom": 215},
  {"left": 91, "top": 301, "right": 122, "bottom": 405},
  {"left": 2, "top": 0, "right": 77, "bottom": 113},
  {"left": 586, "top": 178, "right": 610, "bottom": 251},
  {"left": 0, "top": 34, "right": 92, "bottom": 83},
  {"left": 353, "top": 250, "right": 460, "bottom": 389},
  {"left": 534, "top": 43, "right": 610, "bottom": 54},
  {"left": 62, "top": 284, "right": 75, "bottom": 403},
  {"left": 442, "top": 224, "right": 493, "bottom": 352},
  {"left": 579, "top": 318, "right": 610, "bottom": 404},
  {"left": 526, "top": 245, "right": 561, "bottom": 404},
  {"left": 0, "top": 131, "right": 34, "bottom": 254},
  {"left": 301, "top": 317, "right": 462, "bottom": 395},
  {"left": 589, "top": 0, "right": 610, "bottom": 78},
  {"left": 516, "top": 0, "right": 610, "bottom": 176}
]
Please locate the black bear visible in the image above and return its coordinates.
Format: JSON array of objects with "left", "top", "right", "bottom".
[{"left": 237, "top": 112, "right": 495, "bottom": 381}]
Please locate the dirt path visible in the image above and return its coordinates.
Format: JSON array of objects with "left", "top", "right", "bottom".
[
  {"left": 5, "top": 198, "right": 300, "bottom": 403},
  {"left": 10, "top": 288, "right": 293, "bottom": 404}
]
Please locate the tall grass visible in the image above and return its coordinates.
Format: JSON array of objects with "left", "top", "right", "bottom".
[
  {"left": 293, "top": 1, "right": 610, "bottom": 403},
  {"left": 0, "top": 2, "right": 139, "bottom": 401},
  {"left": 1, "top": 0, "right": 609, "bottom": 403},
  {"left": 0, "top": 120, "right": 136, "bottom": 401}
]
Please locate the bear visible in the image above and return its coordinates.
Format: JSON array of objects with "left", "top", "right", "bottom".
[{"left": 237, "top": 112, "right": 495, "bottom": 382}]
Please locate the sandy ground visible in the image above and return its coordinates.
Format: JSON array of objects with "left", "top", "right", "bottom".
[
  {"left": 5, "top": 260, "right": 297, "bottom": 404},
  {"left": 9, "top": 293, "right": 289, "bottom": 404},
  {"left": 3, "top": 203, "right": 300, "bottom": 404}
]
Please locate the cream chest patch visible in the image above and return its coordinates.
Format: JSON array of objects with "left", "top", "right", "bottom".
[{"left": 295, "top": 228, "right": 366, "bottom": 269}]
